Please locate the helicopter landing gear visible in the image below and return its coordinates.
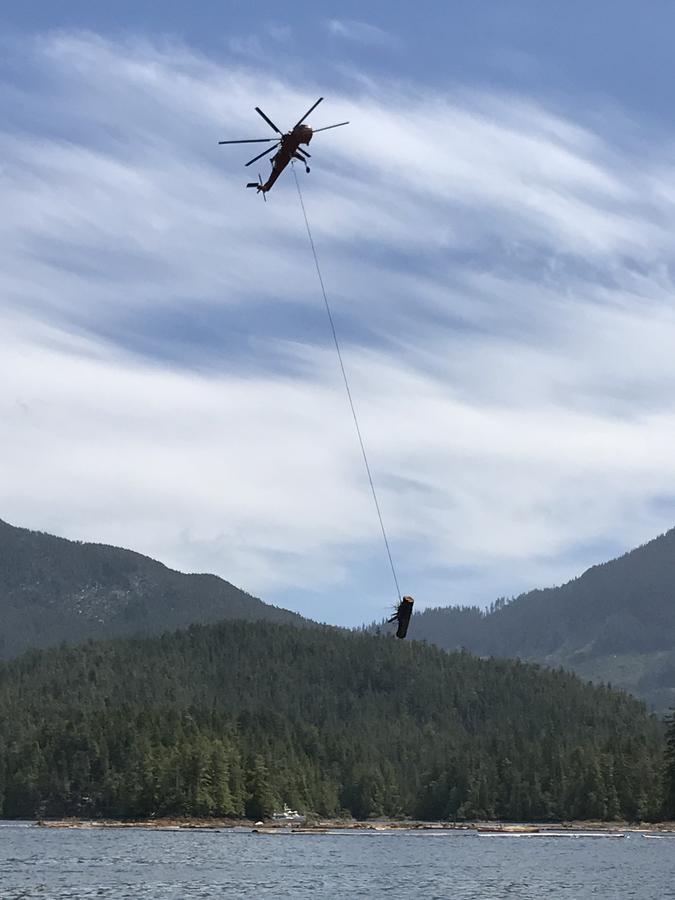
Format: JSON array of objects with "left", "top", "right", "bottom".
[{"left": 293, "top": 153, "right": 310, "bottom": 174}]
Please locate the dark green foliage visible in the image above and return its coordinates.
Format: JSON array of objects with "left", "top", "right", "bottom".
[
  {"left": 665, "top": 711, "right": 675, "bottom": 819},
  {"left": 0, "top": 621, "right": 665, "bottom": 821},
  {"left": 410, "top": 529, "right": 675, "bottom": 711},
  {"left": 0, "top": 519, "right": 308, "bottom": 660}
]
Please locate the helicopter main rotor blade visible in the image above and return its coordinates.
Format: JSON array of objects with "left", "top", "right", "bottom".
[
  {"left": 255, "top": 107, "right": 283, "bottom": 135},
  {"left": 295, "top": 147, "right": 311, "bottom": 158},
  {"left": 245, "top": 144, "right": 279, "bottom": 167},
  {"left": 219, "top": 138, "right": 277, "bottom": 145},
  {"left": 294, "top": 97, "right": 323, "bottom": 128},
  {"left": 312, "top": 121, "right": 349, "bottom": 133}
]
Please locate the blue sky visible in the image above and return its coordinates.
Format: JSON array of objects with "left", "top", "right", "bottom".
[{"left": 3, "top": 3, "right": 675, "bottom": 626}]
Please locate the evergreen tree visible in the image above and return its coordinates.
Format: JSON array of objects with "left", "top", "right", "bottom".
[
  {"left": 0, "top": 621, "right": 666, "bottom": 821},
  {"left": 664, "top": 711, "right": 675, "bottom": 819}
]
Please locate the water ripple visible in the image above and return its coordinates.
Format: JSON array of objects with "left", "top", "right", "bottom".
[{"left": 0, "top": 826, "right": 672, "bottom": 899}]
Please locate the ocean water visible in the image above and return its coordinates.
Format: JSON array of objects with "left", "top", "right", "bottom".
[{"left": 1, "top": 823, "right": 674, "bottom": 900}]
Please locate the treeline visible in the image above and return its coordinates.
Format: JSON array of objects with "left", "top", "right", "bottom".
[
  {"left": 667, "top": 712, "right": 675, "bottom": 818},
  {"left": 0, "top": 621, "right": 669, "bottom": 821}
]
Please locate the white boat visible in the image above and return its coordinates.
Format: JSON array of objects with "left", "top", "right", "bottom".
[{"left": 271, "top": 804, "right": 305, "bottom": 823}]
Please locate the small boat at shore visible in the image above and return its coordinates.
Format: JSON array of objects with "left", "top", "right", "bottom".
[{"left": 271, "top": 805, "right": 305, "bottom": 823}]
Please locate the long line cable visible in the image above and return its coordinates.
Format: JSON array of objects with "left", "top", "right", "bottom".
[{"left": 292, "top": 163, "right": 401, "bottom": 602}]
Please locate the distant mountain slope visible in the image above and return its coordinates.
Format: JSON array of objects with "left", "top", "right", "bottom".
[
  {"left": 0, "top": 519, "right": 308, "bottom": 659},
  {"left": 412, "top": 528, "right": 675, "bottom": 711},
  {"left": 0, "top": 620, "right": 664, "bottom": 821}
]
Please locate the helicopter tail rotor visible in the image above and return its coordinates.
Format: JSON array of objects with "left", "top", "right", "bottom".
[{"left": 246, "top": 174, "right": 267, "bottom": 201}]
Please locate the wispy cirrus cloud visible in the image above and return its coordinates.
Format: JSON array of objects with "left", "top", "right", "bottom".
[
  {"left": 2, "top": 31, "right": 675, "bottom": 626},
  {"left": 227, "top": 23, "right": 292, "bottom": 60},
  {"left": 326, "top": 18, "right": 399, "bottom": 49}
]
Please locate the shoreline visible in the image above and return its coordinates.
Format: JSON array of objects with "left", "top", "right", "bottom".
[{"left": 30, "top": 817, "right": 675, "bottom": 834}]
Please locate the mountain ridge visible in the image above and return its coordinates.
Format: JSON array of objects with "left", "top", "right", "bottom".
[
  {"left": 411, "top": 527, "right": 675, "bottom": 711},
  {"left": 4, "top": 515, "right": 675, "bottom": 711},
  {"left": 0, "top": 518, "right": 309, "bottom": 659}
]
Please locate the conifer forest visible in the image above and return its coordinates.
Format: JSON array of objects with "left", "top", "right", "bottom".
[{"left": 0, "top": 620, "right": 672, "bottom": 822}]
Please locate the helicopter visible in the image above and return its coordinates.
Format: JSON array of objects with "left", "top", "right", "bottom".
[{"left": 218, "top": 97, "right": 348, "bottom": 196}]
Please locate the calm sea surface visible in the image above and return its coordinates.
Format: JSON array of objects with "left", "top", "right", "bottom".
[{"left": 1, "top": 823, "right": 674, "bottom": 900}]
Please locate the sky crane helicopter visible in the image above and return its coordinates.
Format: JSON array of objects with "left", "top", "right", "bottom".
[{"left": 218, "top": 97, "right": 348, "bottom": 196}]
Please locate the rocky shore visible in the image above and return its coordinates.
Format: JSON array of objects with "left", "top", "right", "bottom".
[{"left": 34, "top": 818, "right": 675, "bottom": 834}]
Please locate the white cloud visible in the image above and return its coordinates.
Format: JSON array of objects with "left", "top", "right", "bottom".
[
  {"left": 2, "top": 32, "right": 675, "bottom": 626},
  {"left": 265, "top": 23, "right": 292, "bottom": 43},
  {"left": 226, "top": 22, "right": 291, "bottom": 59},
  {"left": 326, "top": 19, "right": 398, "bottom": 48}
]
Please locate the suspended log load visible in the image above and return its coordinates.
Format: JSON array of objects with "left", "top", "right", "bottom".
[{"left": 388, "top": 596, "right": 414, "bottom": 639}]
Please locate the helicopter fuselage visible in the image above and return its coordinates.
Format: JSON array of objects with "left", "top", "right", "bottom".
[
  {"left": 260, "top": 125, "right": 313, "bottom": 192},
  {"left": 225, "top": 98, "right": 348, "bottom": 195}
]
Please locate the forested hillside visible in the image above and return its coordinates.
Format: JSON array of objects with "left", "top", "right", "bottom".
[
  {"left": 666, "top": 714, "right": 675, "bottom": 819},
  {"left": 411, "top": 528, "right": 675, "bottom": 711},
  {"left": 0, "top": 519, "right": 307, "bottom": 659},
  {"left": 0, "top": 621, "right": 665, "bottom": 821}
]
